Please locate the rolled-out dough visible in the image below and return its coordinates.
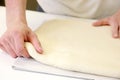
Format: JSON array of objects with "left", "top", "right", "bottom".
[{"left": 25, "top": 19, "right": 120, "bottom": 78}]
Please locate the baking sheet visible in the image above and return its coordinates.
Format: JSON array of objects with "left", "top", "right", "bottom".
[{"left": 12, "top": 57, "right": 118, "bottom": 80}]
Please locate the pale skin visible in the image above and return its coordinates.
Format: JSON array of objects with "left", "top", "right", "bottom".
[
  {"left": 0, "top": 0, "right": 120, "bottom": 58},
  {"left": 0, "top": 0, "right": 42, "bottom": 58},
  {"left": 93, "top": 10, "right": 120, "bottom": 38}
]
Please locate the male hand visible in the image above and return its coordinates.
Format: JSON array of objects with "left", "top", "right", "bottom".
[
  {"left": 0, "top": 22, "right": 42, "bottom": 58},
  {"left": 93, "top": 10, "right": 120, "bottom": 38}
]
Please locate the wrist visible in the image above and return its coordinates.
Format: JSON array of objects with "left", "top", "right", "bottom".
[{"left": 6, "top": 16, "right": 28, "bottom": 27}]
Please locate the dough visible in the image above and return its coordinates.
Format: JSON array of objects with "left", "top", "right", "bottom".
[{"left": 25, "top": 19, "right": 120, "bottom": 78}]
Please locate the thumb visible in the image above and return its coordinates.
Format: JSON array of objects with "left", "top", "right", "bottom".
[
  {"left": 29, "top": 33, "right": 43, "bottom": 53},
  {"left": 93, "top": 18, "right": 110, "bottom": 26}
]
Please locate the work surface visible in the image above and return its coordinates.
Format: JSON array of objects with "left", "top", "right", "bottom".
[{"left": 0, "top": 6, "right": 119, "bottom": 80}]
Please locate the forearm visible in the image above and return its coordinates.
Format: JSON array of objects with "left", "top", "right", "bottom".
[{"left": 5, "top": 0, "right": 27, "bottom": 27}]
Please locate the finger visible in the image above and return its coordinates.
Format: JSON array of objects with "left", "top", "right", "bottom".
[
  {"left": 7, "top": 36, "right": 21, "bottom": 57},
  {"left": 0, "top": 43, "right": 7, "bottom": 53},
  {"left": 0, "top": 37, "right": 7, "bottom": 52},
  {"left": 0, "top": 38, "right": 17, "bottom": 58},
  {"left": 110, "top": 21, "right": 119, "bottom": 38},
  {"left": 2, "top": 42, "right": 17, "bottom": 58},
  {"left": 17, "top": 46, "right": 30, "bottom": 58},
  {"left": 29, "top": 33, "right": 43, "bottom": 53},
  {"left": 93, "top": 18, "right": 109, "bottom": 26},
  {"left": 14, "top": 35, "right": 30, "bottom": 58}
]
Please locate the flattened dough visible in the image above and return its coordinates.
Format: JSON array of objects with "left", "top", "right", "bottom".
[{"left": 25, "top": 19, "right": 120, "bottom": 78}]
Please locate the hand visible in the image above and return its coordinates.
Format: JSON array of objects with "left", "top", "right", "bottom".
[
  {"left": 0, "top": 22, "right": 42, "bottom": 58},
  {"left": 93, "top": 10, "right": 120, "bottom": 38}
]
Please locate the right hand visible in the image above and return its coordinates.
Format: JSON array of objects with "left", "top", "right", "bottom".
[
  {"left": 0, "top": 22, "right": 43, "bottom": 58},
  {"left": 93, "top": 10, "right": 120, "bottom": 38}
]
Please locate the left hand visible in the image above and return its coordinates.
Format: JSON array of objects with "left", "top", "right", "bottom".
[{"left": 93, "top": 10, "right": 120, "bottom": 38}]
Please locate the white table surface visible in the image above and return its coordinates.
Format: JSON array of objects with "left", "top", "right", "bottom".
[
  {"left": 0, "top": 6, "right": 118, "bottom": 80},
  {"left": 0, "top": 6, "right": 78, "bottom": 80}
]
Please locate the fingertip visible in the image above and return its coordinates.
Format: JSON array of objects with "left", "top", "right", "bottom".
[
  {"left": 11, "top": 54, "right": 18, "bottom": 58},
  {"left": 113, "top": 35, "right": 119, "bottom": 38},
  {"left": 24, "top": 52, "right": 31, "bottom": 58},
  {"left": 36, "top": 47, "right": 43, "bottom": 54},
  {"left": 112, "top": 33, "right": 119, "bottom": 38},
  {"left": 20, "top": 49, "right": 30, "bottom": 58},
  {"left": 24, "top": 54, "right": 30, "bottom": 58}
]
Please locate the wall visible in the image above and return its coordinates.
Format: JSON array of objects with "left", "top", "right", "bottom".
[{"left": 0, "top": 0, "right": 38, "bottom": 11}]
